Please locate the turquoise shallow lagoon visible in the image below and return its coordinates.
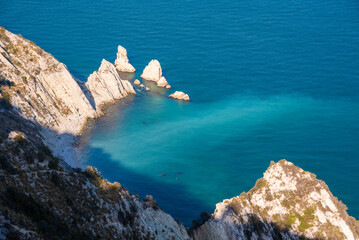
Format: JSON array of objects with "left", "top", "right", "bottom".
[{"left": 1, "top": 0, "right": 359, "bottom": 225}]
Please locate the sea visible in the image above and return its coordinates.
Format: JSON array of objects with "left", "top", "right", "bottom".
[{"left": 1, "top": 0, "right": 358, "bottom": 226}]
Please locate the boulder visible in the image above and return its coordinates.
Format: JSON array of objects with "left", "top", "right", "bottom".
[
  {"left": 8, "top": 131, "right": 26, "bottom": 142},
  {"left": 157, "top": 76, "right": 170, "bottom": 88},
  {"left": 141, "top": 60, "right": 171, "bottom": 88},
  {"left": 134, "top": 79, "right": 141, "bottom": 85},
  {"left": 169, "top": 91, "right": 190, "bottom": 101}
]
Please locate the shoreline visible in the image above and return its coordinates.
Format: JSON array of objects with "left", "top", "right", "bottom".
[{"left": 46, "top": 93, "right": 136, "bottom": 168}]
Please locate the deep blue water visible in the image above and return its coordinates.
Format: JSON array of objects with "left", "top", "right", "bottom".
[{"left": 1, "top": 0, "right": 359, "bottom": 226}]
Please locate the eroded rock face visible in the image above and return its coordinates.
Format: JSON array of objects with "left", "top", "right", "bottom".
[
  {"left": 114, "top": 45, "right": 135, "bottom": 72},
  {"left": 194, "top": 160, "right": 359, "bottom": 240},
  {"left": 0, "top": 27, "right": 97, "bottom": 136},
  {"left": 169, "top": 91, "right": 190, "bottom": 101},
  {"left": 0, "top": 27, "right": 136, "bottom": 166},
  {"left": 85, "top": 59, "right": 135, "bottom": 110},
  {"left": 141, "top": 59, "right": 171, "bottom": 88},
  {"left": 0, "top": 109, "right": 191, "bottom": 240}
]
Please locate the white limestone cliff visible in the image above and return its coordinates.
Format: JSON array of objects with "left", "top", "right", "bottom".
[
  {"left": 0, "top": 27, "right": 135, "bottom": 166},
  {"left": 114, "top": 45, "right": 135, "bottom": 72},
  {"left": 141, "top": 59, "right": 171, "bottom": 88},
  {"left": 194, "top": 160, "right": 359, "bottom": 240},
  {"left": 85, "top": 59, "right": 135, "bottom": 110},
  {"left": 169, "top": 91, "right": 190, "bottom": 101},
  {"left": 0, "top": 27, "right": 97, "bottom": 136}
]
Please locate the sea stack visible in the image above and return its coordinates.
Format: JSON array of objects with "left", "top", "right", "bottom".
[
  {"left": 114, "top": 45, "right": 136, "bottom": 73},
  {"left": 169, "top": 91, "right": 190, "bottom": 101},
  {"left": 141, "top": 60, "right": 171, "bottom": 88}
]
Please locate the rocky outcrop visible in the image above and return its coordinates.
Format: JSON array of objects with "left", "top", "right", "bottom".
[
  {"left": 0, "top": 27, "right": 97, "bottom": 136},
  {"left": 169, "top": 91, "right": 190, "bottom": 101},
  {"left": 85, "top": 59, "right": 135, "bottom": 110},
  {"left": 141, "top": 59, "right": 171, "bottom": 88},
  {"left": 114, "top": 45, "right": 135, "bottom": 72},
  {"left": 7, "top": 131, "right": 27, "bottom": 143},
  {"left": 194, "top": 160, "right": 359, "bottom": 240},
  {"left": 0, "top": 27, "right": 136, "bottom": 165},
  {"left": 134, "top": 79, "right": 141, "bottom": 85}
]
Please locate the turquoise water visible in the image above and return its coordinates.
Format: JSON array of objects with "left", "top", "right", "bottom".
[{"left": 1, "top": 0, "right": 359, "bottom": 226}]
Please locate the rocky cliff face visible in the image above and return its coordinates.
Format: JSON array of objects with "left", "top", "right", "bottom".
[
  {"left": 0, "top": 27, "right": 135, "bottom": 165},
  {"left": 0, "top": 107, "right": 190, "bottom": 240},
  {"left": 85, "top": 59, "right": 135, "bottom": 111},
  {"left": 193, "top": 160, "right": 359, "bottom": 240},
  {"left": 0, "top": 27, "right": 191, "bottom": 240}
]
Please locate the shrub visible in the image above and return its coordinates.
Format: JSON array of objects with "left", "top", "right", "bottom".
[
  {"left": 13, "top": 134, "right": 26, "bottom": 144},
  {"left": 0, "top": 98, "right": 12, "bottom": 110},
  {"left": 145, "top": 195, "right": 159, "bottom": 210},
  {"left": 192, "top": 212, "right": 211, "bottom": 229},
  {"left": 24, "top": 153, "right": 34, "bottom": 164},
  {"left": 51, "top": 172, "right": 61, "bottom": 187},
  {"left": 48, "top": 158, "right": 59, "bottom": 170},
  {"left": 109, "top": 182, "right": 122, "bottom": 191},
  {"left": 1, "top": 91, "right": 11, "bottom": 102},
  {"left": 0, "top": 154, "right": 17, "bottom": 174}
]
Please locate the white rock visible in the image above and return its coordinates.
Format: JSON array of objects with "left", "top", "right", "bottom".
[
  {"left": 194, "top": 159, "right": 359, "bottom": 240},
  {"left": 145, "top": 87, "right": 150, "bottom": 91},
  {"left": 86, "top": 59, "right": 136, "bottom": 110},
  {"left": 157, "top": 76, "right": 170, "bottom": 88},
  {"left": 141, "top": 59, "right": 162, "bottom": 81},
  {"left": 0, "top": 28, "right": 97, "bottom": 136},
  {"left": 134, "top": 79, "right": 141, "bottom": 85},
  {"left": 141, "top": 59, "right": 172, "bottom": 88},
  {"left": 139, "top": 84, "right": 145, "bottom": 88},
  {"left": 114, "top": 45, "right": 135, "bottom": 72},
  {"left": 8, "top": 131, "right": 26, "bottom": 141},
  {"left": 169, "top": 91, "right": 190, "bottom": 101}
]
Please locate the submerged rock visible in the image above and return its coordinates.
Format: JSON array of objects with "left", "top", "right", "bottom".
[
  {"left": 194, "top": 159, "right": 359, "bottom": 240},
  {"left": 114, "top": 45, "right": 135, "bottom": 72},
  {"left": 169, "top": 91, "right": 190, "bottom": 101},
  {"left": 141, "top": 59, "right": 171, "bottom": 88}
]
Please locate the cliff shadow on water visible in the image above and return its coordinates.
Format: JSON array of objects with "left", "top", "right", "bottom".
[{"left": 81, "top": 144, "right": 213, "bottom": 226}]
